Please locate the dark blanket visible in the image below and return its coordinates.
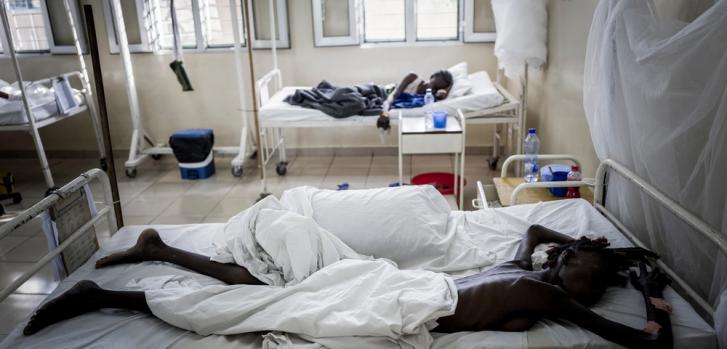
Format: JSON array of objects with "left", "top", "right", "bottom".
[{"left": 284, "top": 81, "right": 387, "bottom": 118}]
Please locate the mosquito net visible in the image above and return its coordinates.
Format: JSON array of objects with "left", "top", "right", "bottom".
[{"left": 583, "top": 0, "right": 727, "bottom": 346}]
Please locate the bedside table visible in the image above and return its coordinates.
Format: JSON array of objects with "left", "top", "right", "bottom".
[{"left": 398, "top": 110, "right": 466, "bottom": 208}]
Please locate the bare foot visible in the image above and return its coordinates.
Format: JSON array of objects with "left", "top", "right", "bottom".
[
  {"left": 23, "top": 280, "right": 102, "bottom": 335},
  {"left": 95, "top": 229, "right": 166, "bottom": 268}
]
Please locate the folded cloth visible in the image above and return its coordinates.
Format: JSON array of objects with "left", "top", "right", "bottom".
[
  {"left": 392, "top": 92, "right": 426, "bottom": 109},
  {"left": 284, "top": 80, "right": 387, "bottom": 118}
]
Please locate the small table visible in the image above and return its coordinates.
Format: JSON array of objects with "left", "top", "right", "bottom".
[
  {"left": 493, "top": 177, "right": 594, "bottom": 206},
  {"left": 398, "top": 110, "right": 465, "bottom": 208}
]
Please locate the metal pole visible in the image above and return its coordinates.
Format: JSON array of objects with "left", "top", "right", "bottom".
[
  {"left": 242, "top": 0, "right": 266, "bottom": 195},
  {"left": 229, "top": 0, "right": 249, "bottom": 169},
  {"left": 109, "top": 0, "right": 145, "bottom": 168},
  {"left": 0, "top": 0, "right": 54, "bottom": 188},
  {"left": 267, "top": 0, "right": 279, "bottom": 86},
  {"left": 83, "top": 4, "right": 123, "bottom": 229},
  {"left": 62, "top": 0, "right": 107, "bottom": 172}
]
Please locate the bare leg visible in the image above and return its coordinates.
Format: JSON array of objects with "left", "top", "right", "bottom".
[
  {"left": 96, "top": 229, "right": 263, "bottom": 285},
  {"left": 23, "top": 280, "right": 148, "bottom": 335}
]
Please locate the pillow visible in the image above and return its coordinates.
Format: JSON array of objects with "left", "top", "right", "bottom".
[
  {"left": 280, "top": 186, "right": 454, "bottom": 269},
  {"left": 447, "top": 62, "right": 473, "bottom": 98}
]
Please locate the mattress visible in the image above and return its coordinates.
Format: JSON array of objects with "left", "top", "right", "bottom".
[
  {"left": 0, "top": 199, "right": 716, "bottom": 348},
  {"left": 258, "top": 71, "right": 506, "bottom": 126}
]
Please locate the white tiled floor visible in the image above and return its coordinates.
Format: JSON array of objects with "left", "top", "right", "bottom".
[{"left": 0, "top": 153, "right": 495, "bottom": 341}]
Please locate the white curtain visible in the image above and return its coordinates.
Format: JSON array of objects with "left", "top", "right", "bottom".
[{"left": 583, "top": 0, "right": 727, "bottom": 347}]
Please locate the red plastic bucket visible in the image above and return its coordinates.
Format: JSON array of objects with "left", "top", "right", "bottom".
[{"left": 411, "top": 172, "right": 466, "bottom": 195}]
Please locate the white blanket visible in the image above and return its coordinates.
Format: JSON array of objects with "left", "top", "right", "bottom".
[{"left": 128, "top": 194, "right": 459, "bottom": 348}]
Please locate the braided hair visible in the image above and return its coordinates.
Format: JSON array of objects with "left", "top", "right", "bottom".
[{"left": 545, "top": 236, "right": 658, "bottom": 288}]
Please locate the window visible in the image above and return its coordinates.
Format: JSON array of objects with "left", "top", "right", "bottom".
[
  {"left": 363, "top": 0, "right": 405, "bottom": 42},
  {"left": 247, "top": 0, "right": 289, "bottom": 49},
  {"left": 201, "top": 0, "right": 244, "bottom": 47},
  {"left": 312, "top": 0, "right": 359, "bottom": 47},
  {"left": 0, "top": 0, "right": 86, "bottom": 54},
  {"left": 103, "top": 0, "right": 288, "bottom": 54},
  {"left": 313, "top": 0, "right": 495, "bottom": 47},
  {"left": 4, "top": 0, "right": 49, "bottom": 52},
  {"left": 463, "top": 0, "right": 495, "bottom": 42},
  {"left": 149, "top": 0, "right": 199, "bottom": 50},
  {"left": 416, "top": 0, "right": 458, "bottom": 41}
]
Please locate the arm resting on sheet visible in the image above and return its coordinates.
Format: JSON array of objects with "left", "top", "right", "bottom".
[
  {"left": 378, "top": 73, "right": 419, "bottom": 130},
  {"left": 513, "top": 225, "right": 575, "bottom": 270},
  {"left": 523, "top": 267, "right": 673, "bottom": 349}
]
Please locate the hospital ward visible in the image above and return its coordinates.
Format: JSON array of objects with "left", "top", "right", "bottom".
[{"left": 0, "top": 0, "right": 725, "bottom": 348}]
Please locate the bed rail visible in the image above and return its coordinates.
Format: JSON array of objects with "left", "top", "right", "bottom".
[
  {"left": 256, "top": 69, "right": 283, "bottom": 108},
  {"left": 594, "top": 159, "right": 726, "bottom": 322},
  {"left": 0, "top": 169, "right": 118, "bottom": 303}
]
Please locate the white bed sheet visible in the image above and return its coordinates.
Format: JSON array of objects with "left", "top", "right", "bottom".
[
  {"left": 258, "top": 71, "right": 505, "bottom": 126},
  {"left": 0, "top": 199, "right": 716, "bottom": 349}
]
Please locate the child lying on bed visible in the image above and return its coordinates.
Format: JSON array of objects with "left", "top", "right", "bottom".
[
  {"left": 377, "top": 70, "right": 454, "bottom": 131},
  {"left": 23, "top": 224, "right": 672, "bottom": 349}
]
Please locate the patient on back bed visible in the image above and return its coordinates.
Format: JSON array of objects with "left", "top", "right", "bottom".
[
  {"left": 23, "top": 219, "right": 673, "bottom": 348},
  {"left": 377, "top": 70, "right": 454, "bottom": 131}
]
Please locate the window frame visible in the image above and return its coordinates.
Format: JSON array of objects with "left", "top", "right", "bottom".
[
  {"left": 43, "top": 0, "right": 88, "bottom": 54},
  {"left": 245, "top": 0, "right": 290, "bottom": 49},
  {"left": 102, "top": 0, "right": 153, "bottom": 53},
  {"left": 311, "top": 0, "right": 359, "bottom": 47},
  {"left": 0, "top": 0, "right": 86, "bottom": 55},
  {"left": 463, "top": 0, "right": 495, "bottom": 43}
]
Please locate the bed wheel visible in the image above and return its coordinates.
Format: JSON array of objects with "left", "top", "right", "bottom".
[
  {"left": 276, "top": 162, "right": 288, "bottom": 176},
  {"left": 125, "top": 168, "right": 137, "bottom": 178},
  {"left": 151, "top": 154, "right": 163, "bottom": 161},
  {"left": 488, "top": 157, "right": 499, "bottom": 171},
  {"left": 231, "top": 166, "right": 243, "bottom": 177}
]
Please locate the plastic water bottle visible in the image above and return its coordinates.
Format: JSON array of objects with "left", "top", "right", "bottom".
[
  {"left": 523, "top": 128, "right": 540, "bottom": 182},
  {"left": 424, "top": 88, "right": 435, "bottom": 128},
  {"left": 566, "top": 165, "right": 581, "bottom": 199}
]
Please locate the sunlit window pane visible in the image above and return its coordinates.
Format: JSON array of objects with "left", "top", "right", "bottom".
[
  {"left": 153, "top": 0, "right": 197, "bottom": 49},
  {"left": 416, "top": 0, "right": 458, "bottom": 40},
  {"left": 252, "top": 0, "right": 280, "bottom": 41},
  {"left": 5, "top": 0, "right": 49, "bottom": 52},
  {"left": 203, "top": 0, "right": 244, "bottom": 47},
  {"left": 363, "top": 0, "right": 405, "bottom": 42},
  {"left": 321, "top": 0, "right": 350, "bottom": 37}
]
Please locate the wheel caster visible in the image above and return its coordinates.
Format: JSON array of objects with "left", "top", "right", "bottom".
[
  {"left": 125, "top": 168, "right": 137, "bottom": 178},
  {"left": 151, "top": 154, "right": 162, "bottom": 160},
  {"left": 275, "top": 162, "right": 287, "bottom": 176},
  {"left": 487, "top": 157, "right": 499, "bottom": 171},
  {"left": 231, "top": 166, "right": 243, "bottom": 177},
  {"left": 99, "top": 157, "right": 109, "bottom": 172}
]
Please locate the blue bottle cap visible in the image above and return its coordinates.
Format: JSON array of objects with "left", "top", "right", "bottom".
[{"left": 528, "top": 128, "right": 536, "bottom": 134}]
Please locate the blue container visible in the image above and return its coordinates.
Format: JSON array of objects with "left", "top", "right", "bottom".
[
  {"left": 540, "top": 164, "right": 570, "bottom": 197},
  {"left": 179, "top": 154, "right": 215, "bottom": 179},
  {"left": 433, "top": 111, "right": 447, "bottom": 129},
  {"left": 171, "top": 129, "right": 216, "bottom": 180}
]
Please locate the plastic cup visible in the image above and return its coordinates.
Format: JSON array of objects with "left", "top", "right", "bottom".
[{"left": 433, "top": 111, "right": 447, "bottom": 129}]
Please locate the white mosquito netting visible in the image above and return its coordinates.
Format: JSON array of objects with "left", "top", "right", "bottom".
[{"left": 583, "top": 0, "right": 727, "bottom": 347}]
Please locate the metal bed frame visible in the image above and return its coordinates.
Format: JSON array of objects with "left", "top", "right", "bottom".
[
  {"left": 1, "top": 158, "right": 723, "bottom": 332},
  {"left": 0, "top": 0, "right": 106, "bottom": 189},
  {"left": 254, "top": 66, "right": 526, "bottom": 196},
  {"left": 111, "top": 0, "right": 252, "bottom": 178}
]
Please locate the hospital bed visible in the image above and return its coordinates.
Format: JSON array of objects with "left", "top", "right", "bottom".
[
  {"left": 254, "top": 68, "right": 523, "bottom": 193},
  {"left": 0, "top": 0, "right": 107, "bottom": 189},
  {"left": 0, "top": 159, "right": 720, "bottom": 348}
]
